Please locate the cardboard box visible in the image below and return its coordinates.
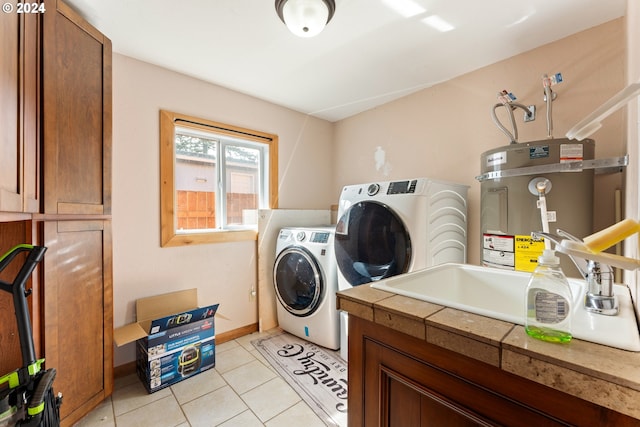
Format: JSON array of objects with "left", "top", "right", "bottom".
[{"left": 113, "top": 289, "right": 219, "bottom": 393}]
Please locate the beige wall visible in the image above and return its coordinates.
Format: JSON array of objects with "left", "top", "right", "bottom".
[
  {"left": 111, "top": 54, "right": 335, "bottom": 365},
  {"left": 333, "top": 18, "right": 626, "bottom": 266}
]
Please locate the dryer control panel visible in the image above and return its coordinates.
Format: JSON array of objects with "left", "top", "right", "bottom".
[{"left": 387, "top": 179, "right": 418, "bottom": 195}]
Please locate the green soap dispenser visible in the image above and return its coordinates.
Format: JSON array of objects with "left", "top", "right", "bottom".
[{"left": 525, "top": 249, "right": 573, "bottom": 343}]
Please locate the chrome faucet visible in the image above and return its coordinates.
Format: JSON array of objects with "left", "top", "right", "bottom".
[{"left": 531, "top": 230, "right": 619, "bottom": 316}]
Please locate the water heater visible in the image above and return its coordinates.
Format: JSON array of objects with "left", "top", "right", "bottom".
[{"left": 478, "top": 138, "right": 595, "bottom": 278}]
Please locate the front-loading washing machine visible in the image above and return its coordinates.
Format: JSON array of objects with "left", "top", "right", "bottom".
[
  {"left": 273, "top": 226, "right": 340, "bottom": 350},
  {"left": 334, "top": 177, "right": 469, "bottom": 359}
]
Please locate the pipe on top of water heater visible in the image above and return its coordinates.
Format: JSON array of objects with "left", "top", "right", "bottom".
[{"left": 490, "top": 90, "right": 534, "bottom": 144}]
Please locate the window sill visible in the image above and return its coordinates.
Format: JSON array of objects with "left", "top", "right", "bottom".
[{"left": 161, "top": 229, "right": 258, "bottom": 247}]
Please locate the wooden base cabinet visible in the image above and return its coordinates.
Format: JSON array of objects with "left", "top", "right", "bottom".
[
  {"left": 348, "top": 316, "right": 637, "bottom": 427},
  {"left": 41, "top": 220, "right": 113, "bottom": 426},
  {"left": 0, "top": 219, "right": 113, "bottom": 427}
]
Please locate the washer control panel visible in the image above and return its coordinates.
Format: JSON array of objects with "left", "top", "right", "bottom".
[{"left": 310, "top": 232, "right": 330, "bottom": 244}]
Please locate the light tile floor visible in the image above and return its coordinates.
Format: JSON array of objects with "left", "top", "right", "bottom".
[{"left": 73, "top": 329, "right": 330, "bottom": 427}]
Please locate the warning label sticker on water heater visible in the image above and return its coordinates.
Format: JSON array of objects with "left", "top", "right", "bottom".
[
  {"left": 560, "top": 143, "right": 584, "bottom": 163},
  {"left": 482, "top": 234, "right": 545, "bottom": 272}
]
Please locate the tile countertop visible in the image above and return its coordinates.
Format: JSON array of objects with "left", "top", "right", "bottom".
[{"left": 336, "top": 285, "right": 640, "bottom": 420}]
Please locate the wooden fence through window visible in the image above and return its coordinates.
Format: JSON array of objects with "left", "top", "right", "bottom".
[{"left": 176, "top": 190, "right": 257, "bottom": 230}]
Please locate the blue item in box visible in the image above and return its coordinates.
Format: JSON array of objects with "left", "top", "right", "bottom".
[{"left": 136, "top": 303, "right": 218, "bottom": 393}]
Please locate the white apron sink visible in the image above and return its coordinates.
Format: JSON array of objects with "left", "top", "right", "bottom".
[{"left": 371, "top": 263, "right": 640, "bottom": 352}]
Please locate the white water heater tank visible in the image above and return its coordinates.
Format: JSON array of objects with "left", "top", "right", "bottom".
[{"left": 478, "top": 138, "right": 595, "bottom": 278}]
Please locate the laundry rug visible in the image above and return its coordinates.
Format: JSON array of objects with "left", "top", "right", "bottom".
[{"left": 252, "top": 332, "right": 347, "bottom": 427}]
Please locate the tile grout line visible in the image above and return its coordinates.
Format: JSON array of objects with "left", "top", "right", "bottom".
[
  {"left": 217, "top": 335, "right": 307, "bottom": 426},
  {"left": 217, "top": 338, "right": 273, "bottom": 426},
  {"left": 82, "top": 331, "right": 307, "bottom": 426},
  {"left": 168, "top": 386, "right": 191, "bottom": 427}
]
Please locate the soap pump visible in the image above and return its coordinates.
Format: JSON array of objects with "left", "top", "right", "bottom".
[{"left": 525, "top": 249, "right": 573, "bottom": 343}]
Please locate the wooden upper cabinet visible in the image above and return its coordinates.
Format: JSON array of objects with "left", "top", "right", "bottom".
[
  {"left": 0, "top": 11, "right": 21, "bottom": 212},
  {"left": 0, "top": 11, "right": 40, "bottom": 213},
  {"left": 42, "top": 0, "right": 112, "bottom": 215}
]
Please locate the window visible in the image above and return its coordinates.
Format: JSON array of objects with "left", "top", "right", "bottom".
[{"left": 160, "top": 110, "right": 278, "bottom": 247}]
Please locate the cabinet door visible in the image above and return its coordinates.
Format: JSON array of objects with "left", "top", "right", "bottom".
[
  {"left": 0, "top": 11, "right": 39, "bottom": 213},
  {"left": 363, "top": 338, "right": 568, "bottom": 427},
  {"left": 0, "top": 11, "right": 21, "bottom": 212},
  {"left": 42, "top": 0, "right": 112, "bottom": 215},
  {"left": 349, "top": 314, "right": 576, "bottom": 427},
  {"left": 42, "top": 220, "right": 113, "bottom": 426},
  {"left": 382, "top": 370, "right": 495, "bottom": 427}
]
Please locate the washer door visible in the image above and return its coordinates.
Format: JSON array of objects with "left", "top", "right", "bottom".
[
  {"left": 334, "top": 201, "right": 411, "bottom": 286},
  {"left": 273, "top": 246, "right": 323, "bottom": 317}
]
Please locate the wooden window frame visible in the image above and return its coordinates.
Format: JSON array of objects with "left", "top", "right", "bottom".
[{"left": 160, "top": 110, "right": 278, "bottom": 247}]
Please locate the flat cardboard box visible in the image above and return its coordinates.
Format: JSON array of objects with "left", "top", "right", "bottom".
[{"left": 113, "top": 289, "right": 219, "bottom": 393}]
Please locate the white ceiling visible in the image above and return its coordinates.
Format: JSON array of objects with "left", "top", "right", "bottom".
[{"left": 64, "top": 0, "right": 626, "bottom": 122}]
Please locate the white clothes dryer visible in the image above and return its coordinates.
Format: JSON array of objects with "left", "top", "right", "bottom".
[
  {"left": 273, "top": 226, "right": 340, "bottom": 350},
  {"left": 334, "top": 177, "right": 468, "bottom": 359}
]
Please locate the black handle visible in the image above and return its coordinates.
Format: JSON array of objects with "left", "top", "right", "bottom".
[{"left": 0, "top": 244, "right": 47, "bottom": 366}]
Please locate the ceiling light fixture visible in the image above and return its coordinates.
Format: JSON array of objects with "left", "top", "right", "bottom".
[{"left": 275, "top": 0, "right": 336, "bottom": 38}]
